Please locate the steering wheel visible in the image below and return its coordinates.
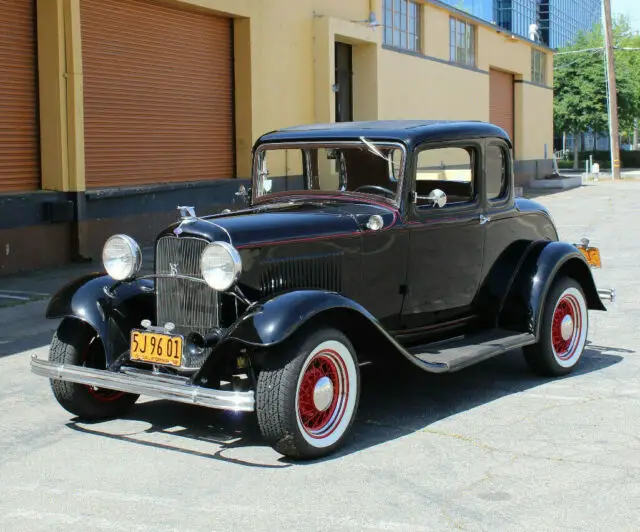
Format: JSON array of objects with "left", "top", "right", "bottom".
[{"left": 353, "top": 185, "right": 396, "bottom": 199}]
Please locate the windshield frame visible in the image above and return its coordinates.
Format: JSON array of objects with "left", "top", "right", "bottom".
[{"left": 251, "top": 140, "right": 407, "bottom": 207}]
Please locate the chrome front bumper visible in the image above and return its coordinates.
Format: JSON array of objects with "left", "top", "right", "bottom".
[
  {"left": 30, "top": 356, "right": 255, "bottom": 412},
  {"left": 597, "top": 288, "right": 616, "bottom": 303}
]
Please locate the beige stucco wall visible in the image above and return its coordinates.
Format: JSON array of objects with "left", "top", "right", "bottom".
[
  {"left": 378, "top": 49, "right": 489, "bottom": 121},
  {"left": 36, "top": 0, "right": 553, "bottom": 191},
  {"left": 516, "top": 83, "right": 554, "bottom": 161}
]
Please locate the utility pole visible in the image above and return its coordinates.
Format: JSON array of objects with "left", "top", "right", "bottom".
[{"left": 603, "top": 0, "right": 621, "bottom": 178}]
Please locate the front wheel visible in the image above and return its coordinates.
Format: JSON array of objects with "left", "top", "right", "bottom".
[
  {"left": 49, "top": 319, "right": 139, "bottom": 420},
  {"left": 256, "top": 327, "right": 360, "bottom": 460},
  {"left": 523, "top": 276, "right": 589, "bottom": 376}
]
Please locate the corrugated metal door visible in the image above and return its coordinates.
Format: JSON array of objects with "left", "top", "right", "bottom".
[
  {"left": 81, "top": 0, "right": 234, "bottom": 189},
  {"left": 489, "top": 68, "right": 514, "bottom": 145},
  {"left": 0, "top": 0, "right": 39, "bottom": 193}
]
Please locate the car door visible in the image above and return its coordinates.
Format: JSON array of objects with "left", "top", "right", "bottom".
[
  {"left": 480, "top": 139, "right": 517, "bottom": 283},
  {"left": 401, "top": 141, "right": 485, "bottom": 330}
]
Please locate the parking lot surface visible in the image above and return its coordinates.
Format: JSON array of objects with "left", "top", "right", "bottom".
[{"left": 1, "top": 181, "right": 638, "bottom": 531}]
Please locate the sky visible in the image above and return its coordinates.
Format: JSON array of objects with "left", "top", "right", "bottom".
[{"left": 613, "top": 0, "right": 640, "bottom": 31}]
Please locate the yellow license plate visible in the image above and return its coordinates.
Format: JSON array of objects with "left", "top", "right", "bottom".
[
  {"left": 577, "top": 246, "right": 602, "bottom": 268},
  {"left": 130, "top": 330, "right": 183, "bottom": 367}
]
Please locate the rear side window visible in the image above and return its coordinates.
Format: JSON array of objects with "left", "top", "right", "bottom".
[{"left": 486, "top": 144, "right": 507, "bottom": 200}]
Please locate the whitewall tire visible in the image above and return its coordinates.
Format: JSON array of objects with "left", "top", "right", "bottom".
[
  {"left": 524, "top": 277, "right": 589, "bottom": 376},
  {"left": 256, "top": 327, "right": 360, "bottom": 459}
]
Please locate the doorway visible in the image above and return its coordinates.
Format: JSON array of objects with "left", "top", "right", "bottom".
[{"left": 334, "top": 42, "right": 353, "bottom": 122}]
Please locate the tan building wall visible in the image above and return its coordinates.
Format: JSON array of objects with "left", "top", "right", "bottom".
[
  {"left": 1, "top": 0, "right": 555, "bottom": 274},
  {"left": 37, "top": 0, "right": 554, "bottom": 189}
]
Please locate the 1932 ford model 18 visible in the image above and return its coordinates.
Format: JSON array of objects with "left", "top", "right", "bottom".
[{"left": 31, "top": 120, "right": 615, "bottom": 459}]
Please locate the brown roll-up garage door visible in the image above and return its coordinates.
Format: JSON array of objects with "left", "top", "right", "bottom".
[
  {"left": 0, "top": 0, "right": 40, "bottom": 193},
  {"left": 81, "top": 0, "right": 234, "bottom": 189},
  {"left": 489, "top": 68, "right": 514, "bottom": 145}
]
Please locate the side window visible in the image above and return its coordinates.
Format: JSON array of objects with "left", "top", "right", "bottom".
[
  {"left": 486, "top": 144, "right": 507, "bottom": 200},
  {"left": 415, "top": 146, "right": 475, "bottom": 207}
]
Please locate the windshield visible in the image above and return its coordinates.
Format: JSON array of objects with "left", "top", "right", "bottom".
[{"left": 252, "top": 141, "right": 405, "bottom": 205}]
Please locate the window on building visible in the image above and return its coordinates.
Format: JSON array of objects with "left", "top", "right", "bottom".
[
  {"left": 531, "top": 49, "right": 547, "bottom": 84},
  {"left": 449, "top": 17, "right": 476, "bottom": 68},
  {"left": 383, "top": 0, "right": 421, "bottom": 52}
]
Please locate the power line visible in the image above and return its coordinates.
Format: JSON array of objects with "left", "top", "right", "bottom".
[{"left": 554, "top": 47, "right": 604, "bottom": 55}]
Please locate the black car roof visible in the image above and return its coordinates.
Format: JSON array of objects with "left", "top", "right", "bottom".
[{"left": 255, "top": 120, "right": 512, "bottom": 147}]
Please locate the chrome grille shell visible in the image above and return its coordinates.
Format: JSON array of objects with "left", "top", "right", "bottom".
[{"left": 155, "top": 236, "right": 218, "bottom": 369}]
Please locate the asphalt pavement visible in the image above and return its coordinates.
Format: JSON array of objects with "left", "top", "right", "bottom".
[{"left": 0, "top": 180, "right": 638, "bottom": 531}]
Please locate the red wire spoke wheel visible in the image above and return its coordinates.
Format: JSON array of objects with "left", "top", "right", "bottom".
[
  {"left": 550, "top": 286, "right": 588, "bottom": 368},
  {"left": 296, "top": 349, "right": 348, "bottom": 439},
  {"left": 294, "top": 338, "right": 358, "bottom": 450}
]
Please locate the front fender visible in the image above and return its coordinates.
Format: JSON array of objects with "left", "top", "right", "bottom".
[
  {"left": 46, "top": 273, "right": 155, "bottom": 365},
  {"left": 225, "top": 290, "right": 376, "bottom": 347},
  {"left": 499, "top": 241, "right": 606, "bottom": 336},
  {"left": 192, "top": 289, "right": 447, "bottom": 384}
]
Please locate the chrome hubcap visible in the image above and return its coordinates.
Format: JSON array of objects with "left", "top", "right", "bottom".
[
  {"left": 312, "top": 376, "right": 334, "bottom": 412},
  {"left": 560, "top": 314, "right": 574, "bottom": 341}
]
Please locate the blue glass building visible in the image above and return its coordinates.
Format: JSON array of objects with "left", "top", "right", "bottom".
[{"left": 437, "top": 0, "right": 602, "bottom": 49}]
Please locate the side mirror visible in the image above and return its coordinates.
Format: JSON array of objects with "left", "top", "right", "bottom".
[
  {"left": 427, "top": 188, "right": 447, "bottom": 208},
  {"left": 413, "top": 189, "right": 447, "bottom": 208}
]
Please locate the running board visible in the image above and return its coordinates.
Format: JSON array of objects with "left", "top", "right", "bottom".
[
  {"left": 30, "top": 355, "right": 255, "bottom": 412},
  {"left": 408, "top": 329, "right": 536, "bottom": 373}
]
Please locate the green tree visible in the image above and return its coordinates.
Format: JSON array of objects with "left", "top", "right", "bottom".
[{"left": 553, "top": 15, "right": 640, "bottom": 168}]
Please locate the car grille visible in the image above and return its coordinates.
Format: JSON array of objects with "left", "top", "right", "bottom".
[{"left": 155, "top": 236, "right": 218, "bottom": 369}]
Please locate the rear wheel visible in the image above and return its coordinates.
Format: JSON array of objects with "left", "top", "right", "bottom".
[
  {"left": 49, "top": 320, "right": 138, "bottom": 420},
  {"left": 524, "top": 277, "right": 589, "bottom": 376},
  {"left": 256, "top": 327, "right": 360, "bottom": 460}
]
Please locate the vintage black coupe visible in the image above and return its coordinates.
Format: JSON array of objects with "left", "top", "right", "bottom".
[{"left": 32, "top": 120, "right": 615, "bottom": 459}]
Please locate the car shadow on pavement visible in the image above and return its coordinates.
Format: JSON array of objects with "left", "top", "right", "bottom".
[
  {"left": 65, "top": 343, "right": 627, "bottom": 467},
  {"left": 333, "top": 343, "right": 627, "bottom": 461}
]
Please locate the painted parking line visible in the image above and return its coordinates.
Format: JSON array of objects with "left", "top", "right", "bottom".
[
  {"left": 0, "top": 289, "right": 50, "bottom": 296},
  {"left": 0, "top": 294, "right": 31, "bottom": 301},
  {"left": 522, "top": 393, "right": 589, "bottom": 401}
]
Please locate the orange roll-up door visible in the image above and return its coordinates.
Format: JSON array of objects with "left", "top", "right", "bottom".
[{"left": 81, "top": 0, "right": 234, "bottom": 188}]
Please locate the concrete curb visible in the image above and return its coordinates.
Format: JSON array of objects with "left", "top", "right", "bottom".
[{"left": 528, "top": 175, "right": 583, "bottom": 190}]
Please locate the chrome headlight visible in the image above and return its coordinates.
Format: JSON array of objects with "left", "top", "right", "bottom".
[
  {"left": 102, "top": 234, "right": 142, "bottom": 281},
  {"left": 200, "top": 241, "right": 242, "bottom": 291}
]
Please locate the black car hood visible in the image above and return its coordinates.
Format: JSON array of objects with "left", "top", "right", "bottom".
[{"left": 158, "top": 201, "right": 396, "bottom": 248}]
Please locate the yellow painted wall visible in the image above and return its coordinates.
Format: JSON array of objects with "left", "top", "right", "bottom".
[
  {"left": 516, "top": 83, "right": 554, "bottom": 160},
  {"left": 36, "top": 0, "right": 554, "bottom": 191},
  {"left": 378, "top": 48, "right": 489, "bottom": 121},
  {"left": 422, "top": 4, "right": 450, "bottom": 59}
]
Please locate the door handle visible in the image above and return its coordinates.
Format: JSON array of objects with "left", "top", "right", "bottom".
[{"left": 479, "top": 214, "right": 491, "bottom": 225}]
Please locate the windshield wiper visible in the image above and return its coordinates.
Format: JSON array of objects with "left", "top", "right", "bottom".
[
  {"left": 359, "top": 136, "right": 387, "bottom": 160},
  {"left": 359, "top": 136, "right": 401, "bottom": 172}
]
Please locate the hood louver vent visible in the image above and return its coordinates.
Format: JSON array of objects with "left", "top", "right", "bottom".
[{"left": 259, "top": 253, "right": 343, "bottom": 296}]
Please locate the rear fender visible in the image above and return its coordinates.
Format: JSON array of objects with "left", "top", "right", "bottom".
[
  {"left": 46, "top": 273, "right": 155, "bottom": 365},
  {"left": 499, "top": 241, "right": 606, "bottom": 336}
]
